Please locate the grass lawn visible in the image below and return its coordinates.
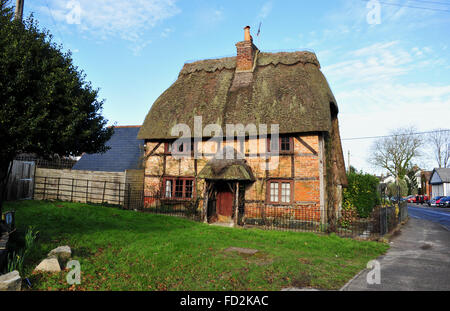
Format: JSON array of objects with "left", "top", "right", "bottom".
[{"left": 4, "top": 200, "right": 389, "bottom": 291}]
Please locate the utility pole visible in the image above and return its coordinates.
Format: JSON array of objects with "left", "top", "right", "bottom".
[{"left": 14, "top": 0, "right": 24, "bottom": 21}]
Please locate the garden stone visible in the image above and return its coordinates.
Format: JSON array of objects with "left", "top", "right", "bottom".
[
  {"left": 48, "top": 245, "right": 71, "bottom": 263},
  {"left": 34, "top": 258, "right": 61, "bottom": 272},
  {"left": 0, "top": 270, "right": 22, "bottom": 291}
]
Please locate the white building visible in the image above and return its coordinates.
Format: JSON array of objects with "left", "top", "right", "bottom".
[{"left": 430, "top": 168, "right": 450, "bottom": 197}]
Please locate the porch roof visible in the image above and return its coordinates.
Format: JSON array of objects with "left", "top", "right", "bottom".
[{"left": 198, "top": 162, "right": 255, "bottom": 181}]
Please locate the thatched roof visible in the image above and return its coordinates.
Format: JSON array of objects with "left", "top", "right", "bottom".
[
  {"left": 138, "top": 51, "right": 338, "bottom": 140},
  {"left": 198, "top": 147, "right": 255, "bottom": 181}
]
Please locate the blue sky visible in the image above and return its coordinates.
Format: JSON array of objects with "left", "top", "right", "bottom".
[{"left": 23, "top": 0, "right": 450, "bottom": 174}]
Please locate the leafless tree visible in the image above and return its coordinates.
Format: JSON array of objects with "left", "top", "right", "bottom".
[
  {"left": 427, "top": 129, "right": 450, "bottom": 168},
  {"left": 369, "top": 127, "right": 422, "bottom": 179}
]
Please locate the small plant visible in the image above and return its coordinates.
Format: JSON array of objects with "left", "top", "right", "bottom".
[
  {"left": 7, "top": 226, "right": 39, "bottom": 274},
  {"left": 24, "top": 225, "right": 39, "bottom": 251},
  {"left": 7, "top": 251, "right": 25, "bottom": 273}
]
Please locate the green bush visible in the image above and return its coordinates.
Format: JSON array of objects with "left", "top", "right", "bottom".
[{"left": 343, "top": 171, "right": 380, "bottom": 218}]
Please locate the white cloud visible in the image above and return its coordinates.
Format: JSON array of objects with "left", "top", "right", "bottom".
[
  {"left": 42, "top": 0, "right": 180, "bottom": 44},
  {"left": 258, "top": 2, "right": 273, "bottom": 20},
  {"left": 322, "top": 40, "right": 450, "bottom": 173},
  {"left": 160, "top": 27, "right": 174, "bottom": 38},
  {"left": 323, "top": 41, "right": 414, "bottom": 84}
]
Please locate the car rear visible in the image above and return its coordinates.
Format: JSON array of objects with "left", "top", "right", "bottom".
[{"left": 438, "top": 197, "right": 450, "bottom": 207}]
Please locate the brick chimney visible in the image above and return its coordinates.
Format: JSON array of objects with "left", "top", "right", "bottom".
[{"left": 235, "top": 26, "right": 259, "bottom": 72}]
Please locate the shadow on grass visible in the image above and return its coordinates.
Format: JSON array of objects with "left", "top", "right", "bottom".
[{"left": 5, "top": 200, "right": 202, "bottom": 239}]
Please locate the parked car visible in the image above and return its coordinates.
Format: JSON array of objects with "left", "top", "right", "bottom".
[
  {"left": 407, "top": 195, "right": 416, "bottom": 203},
  {"left": 408, "top": 195, "right": 429, "bottom": 204},
  {"left": 438, "top": 196, "right": 450, "bottom": 207},
  {"left": 435, "top": 196, "right": 446, "bottom": 207},
  {"left": 428, "top": 196, "right": 443, "bottom": 207}
]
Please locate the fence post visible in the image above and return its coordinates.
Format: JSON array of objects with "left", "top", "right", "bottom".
[
  {"left": 118, "top": 183, "right": 121, "bottom": 205},
  {"left": 102, "top": 181, "right": 106, "bottom": 204},
  {"left": 57, "top": 177, "right": 60, "bottom": 201},
  {"left": 127, "top": 183, "right": 131, "bottom": 209},
  {"left": 43, "top": 177, "right": 47, "bottom": 200},
  {"left": 71, "top": 179, "right": 74, "bottom": 202},
  {"left": 86, "top": 180, "right": 89, "bottom": 203}
]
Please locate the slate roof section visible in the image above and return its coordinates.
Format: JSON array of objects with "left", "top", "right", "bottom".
[
  {"left": 431, "top": 168, "right": 450, "bottom": 184},
  {"left": 73, "top": 126, "right": 144, "bottom": 172}
]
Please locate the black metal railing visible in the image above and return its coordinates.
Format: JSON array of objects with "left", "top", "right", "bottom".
[{"left": 32, "top": 177, "right": 408, "bottom": 239}]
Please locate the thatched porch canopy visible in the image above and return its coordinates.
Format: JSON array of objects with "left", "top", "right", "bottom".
[
  {"left": 198, "top": 147, "right": 255, "bottom": 182},
  {"left": 198, "top": 161, "right": 255, "bottom": 181}
]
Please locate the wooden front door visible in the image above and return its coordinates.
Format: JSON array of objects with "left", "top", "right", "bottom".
[{"left": 216, "top": 183, "right": 233, "bottom": 221}]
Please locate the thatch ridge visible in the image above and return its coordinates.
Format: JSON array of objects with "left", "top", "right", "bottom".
[
  {"left": 180, "top": 57, "right": 236, "bottom": 75},
  {"left": 179, "top": 51, "right": 320, "bottom": 76}
]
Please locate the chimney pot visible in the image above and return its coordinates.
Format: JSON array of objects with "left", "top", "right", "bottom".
[{"left": 244, "top": 26, "right": 251, "bottom": 42}]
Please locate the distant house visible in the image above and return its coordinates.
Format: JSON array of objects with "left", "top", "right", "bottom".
[
  {"left": 430, "top": 168, "right": 450, "bottom": 197},
  {"left": 73, "top": 126, "right": 144, "bottom": 172},
  {"left": 420, "top": 171, "right": 432, "bottom": 197},
  {"left": 138, "top": 26, "right": 347, "bottom": 227},
  {"left": 32, "top": 126, "right": 145, "bottom": 207}
]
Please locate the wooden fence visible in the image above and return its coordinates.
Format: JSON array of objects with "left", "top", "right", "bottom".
[{"left": 33, "top": 168, "right": 144, "bottom": 209}]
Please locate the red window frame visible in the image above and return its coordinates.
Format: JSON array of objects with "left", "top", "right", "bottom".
[
  {"left": 163, "top": 177, "right": 195, "bottom": 200},
  {"left": 267, "top": 136, "right": 294, "bottom": 154},
  {"left": 266, "top": 179, "right": 293, "bottom": 205}
]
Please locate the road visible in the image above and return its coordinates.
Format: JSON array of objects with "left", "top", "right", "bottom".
[
  {"left": 341, "top": 216, "right": 450, "bottom": 291},
  {"left": 408, "top": 204, "right": 450, "bottom": 230}
]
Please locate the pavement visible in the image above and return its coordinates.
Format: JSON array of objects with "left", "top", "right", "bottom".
[{"left": 341, "top": 209, "right": 450, "bottom": 291}]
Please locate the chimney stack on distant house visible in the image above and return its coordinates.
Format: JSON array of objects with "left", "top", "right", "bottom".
[{"left": 235, "top": 26, "right": 259, "bottom": 72}]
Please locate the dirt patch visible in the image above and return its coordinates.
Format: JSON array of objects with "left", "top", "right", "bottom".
[
  {"left": 298, "top": 258, "right": 312, "bottom": 265},
  {"left": 421, "top": 243, "right": 432, "bottom": 250},
  {"left": 222, "top": 248, "right": 273, "bottom": 266},
  {"left": 392, "top": 229, "right": 402, "bottom": 237},
  {"left": 225, "top": 247, "right": 259, "bottom": 255},
  {"left": 291, "top": 271, "right": 312, "bottom": 288}
]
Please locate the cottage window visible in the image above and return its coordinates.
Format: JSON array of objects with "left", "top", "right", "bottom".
[
  {"left": 267, "top": 136, "right": 293, "bottom": 153},
  {"left": 281, "top": 182, "right": 291, "bottom": 203},
  {"left": 267, "top": 180, "right": 293, "bottom": 204},
  {"left": 163, "top": 177, "right": 195, "bottom": 199},
  {"left": 280, "top": 137, "right": 291, "bottom": 152},
  {"left": 185, "top": 180, "right": 193, "bottom": 198},
  {"left": 270, "top": 182, "right": 279, "bottom": 202},
  {"left": 175, "top": 180, "right": 184, "bottom": 198}
]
